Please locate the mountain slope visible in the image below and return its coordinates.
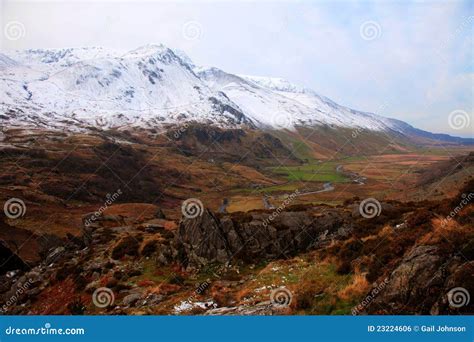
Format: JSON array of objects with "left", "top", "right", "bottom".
[
  {"left": 199, "top": 69, "right": 472, "bottom": 144},
  {"left": 197, "top": 67, "right": 399, "bottom": 131},
  {"left": 0, "top": 45, "right": 252, "bottom": 129},
  {"left": 0, "top": 44, "right": 471, "bottom": 145}
]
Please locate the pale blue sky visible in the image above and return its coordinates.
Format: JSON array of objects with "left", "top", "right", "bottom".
[{"left": 1, "top": 0, "right": 473, "bottom": 137}]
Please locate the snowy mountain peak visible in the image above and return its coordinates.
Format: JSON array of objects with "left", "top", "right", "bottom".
[
  {"left": 123, "top": 44, "right": 173, "bottom": 59},
  {"left": 11, "top": 47, "right": 124, "bottom": 66},
  {"left": 0, "top": 44, "right": 253, "bottom": 129},
  {"left": 1, "top": 44, "right": 423, "bottom": 136},
  {"left": 239, "top": 75, "right": 305, "bottom": 94}
]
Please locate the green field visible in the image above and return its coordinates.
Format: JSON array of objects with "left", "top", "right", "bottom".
[
  {"left": 257, "top": 182, "right": 301, "bottom": 193},
  {"left": 270, "top": 161, "right": 349, "bottom": 183}
]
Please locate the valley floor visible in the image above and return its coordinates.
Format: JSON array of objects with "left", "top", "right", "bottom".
[{"left": 0, "top": 127, "right": 472, "bottom": 315}]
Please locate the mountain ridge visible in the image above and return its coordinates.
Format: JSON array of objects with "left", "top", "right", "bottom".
[{"left": 0, "top": 44, "right": 471, "bottom": 144}]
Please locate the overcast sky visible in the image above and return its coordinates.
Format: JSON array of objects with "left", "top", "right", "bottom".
[{"left": 1, "top": 0, "right": 473, "bottom": 137}]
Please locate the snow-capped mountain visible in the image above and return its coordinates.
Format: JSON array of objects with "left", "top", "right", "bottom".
[
  {"left": 196, "top": 67, "right": 399, "bottom": 131},
  {"left": 0, "top": 45, "right": 251, "bottom": 129},
  {"left": 0, "top": 44, "right": 469, "bottom": 144}
]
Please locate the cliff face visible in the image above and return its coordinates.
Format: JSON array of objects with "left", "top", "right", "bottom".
[
  {"left": 175, "top": 208, "right": 352, "bottom": 267},
  {"left": 364, "top": 245, "right": 474, "bottom": 315}
]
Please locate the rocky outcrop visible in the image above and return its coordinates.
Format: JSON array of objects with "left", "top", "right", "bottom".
[
  {"left": 364, "top": 245, "right": 474, "bottom": 314},
  {"left": 175, "top": 208, "right": 352, "bottom": 267},
  {"left": 204, "top": 302, "right": 287, "bottom": 315},
  {"left": 364, "top": 245, "right": 442, "bottom": 314}
]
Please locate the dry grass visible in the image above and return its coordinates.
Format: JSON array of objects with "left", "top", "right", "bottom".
[
  {"left": 418, "top": 217, "right": 464, "bottom": 246},
  {"left": 337, "top": 273, "right": 370, "bottom": 300}
]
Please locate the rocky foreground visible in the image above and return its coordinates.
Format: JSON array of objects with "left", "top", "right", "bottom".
[{"left": 0, "top": 180, "right": 473, "bottom": 315}]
